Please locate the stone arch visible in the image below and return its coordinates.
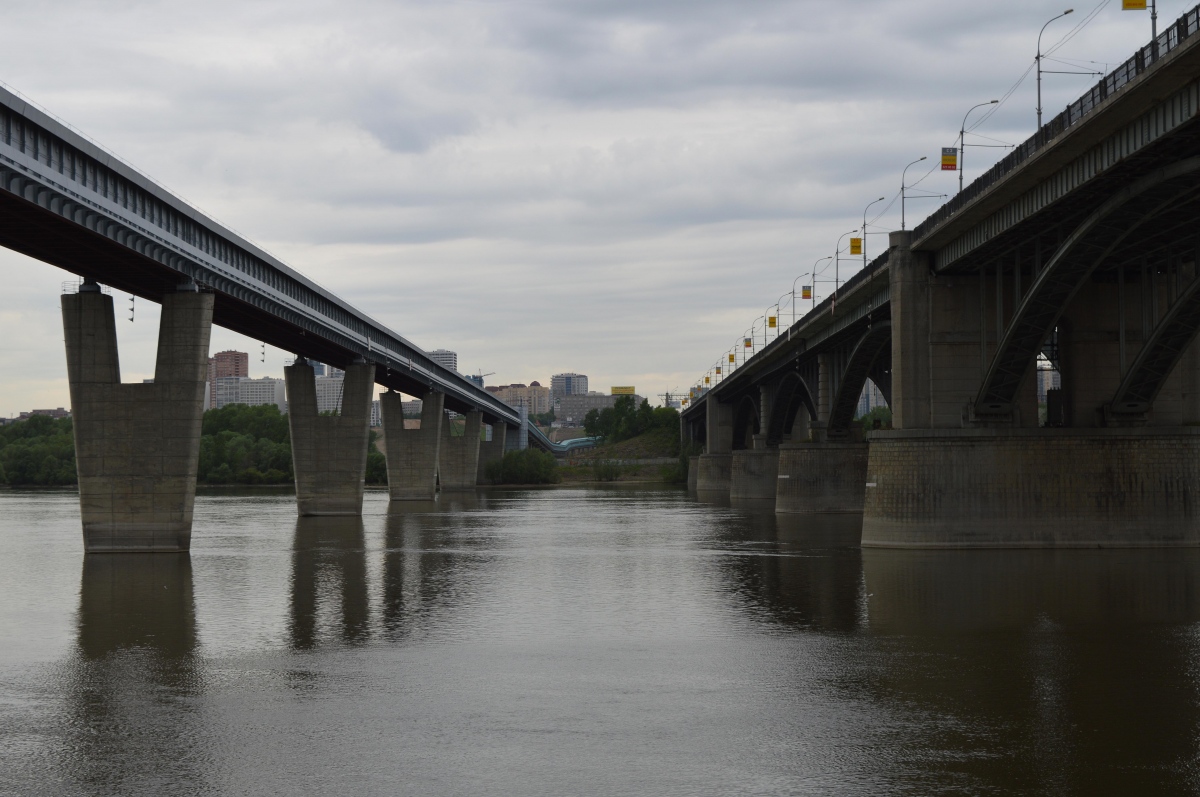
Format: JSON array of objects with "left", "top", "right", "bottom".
[
  {"left": 766, "top": 370, "right": 817, "bottom": 445},
  {"left": 1109, "top": 258, "right": 1200, "bottom": 417},
  {"left": 731, "top": 394, "right": 760, "bottom": 450},
  {"left": 975, "top": 156, "right": 1200, "bottom": 414},
  {"left": 827, "top": 322, "right": 892, "bottom": 438}
]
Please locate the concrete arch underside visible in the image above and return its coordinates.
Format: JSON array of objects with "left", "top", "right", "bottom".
[
  {"left": 828, "top": 322, "right": 892, "bottom": 438},
  {"left": 732, "top": 394, "right": 760, "bottom": 450},
  {"left": 766, "top": 371, "right": 817, "bottom": 446},
  {"left": 975, "top": 155, "right": 1200, "bottom": 414}
]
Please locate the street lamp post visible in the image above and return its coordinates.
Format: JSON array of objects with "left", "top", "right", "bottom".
[
  {"left": 808, "top": 256, "right": 832, "bottom": 312},
  {"left": 862, "top": 196, "right": 886, "bottom": 268},
  {"left": 790, "top": 272, "right": 809, "bottom": 325},
  {"left": 959, "top": 100, "right": 998, "bottom": 194},
  {"left": 834, "top": 228, "right": 857, "bottom": 306},
  {"left": 901, "top": 156, "right": 927, "bottom": 231},
  {"left": 1037, "top": 9, "right": 1075, "bottom": 129}
]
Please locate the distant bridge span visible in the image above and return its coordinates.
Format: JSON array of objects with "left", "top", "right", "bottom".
[{"left": 683, "top": 6, "right": 1200, "bottom": 548}]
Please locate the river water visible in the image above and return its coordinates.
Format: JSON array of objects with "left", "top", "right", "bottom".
[{"left": 2, "top": 486, "right": 1200, "bottom": 795}]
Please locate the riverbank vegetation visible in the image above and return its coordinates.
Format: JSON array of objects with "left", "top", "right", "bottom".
[{"left": 484, "top": 448, "right": 559, "bottom": 485}]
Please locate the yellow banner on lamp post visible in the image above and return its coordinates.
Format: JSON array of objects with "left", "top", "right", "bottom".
[
  {"left": 715, "top": 367, "right": 721, "bottom": 375},
  {"left": 849, "top": 238, "right": 862, "bottom": 255},
  {"left": 941, "top": 147, "right": 957, "bottom": 171},
  {"left": 744, "top": 338, "right": 753, "bottom": 348},
  {"left": 704, "top": 376, "right": 710, "bottom": 385},
  {"left": 768, "top": 316, "right": 777, "bottom": 328},
  {"left": 728, "top": 353, "right": 735, "bottom": 363},
  {"left": 802, "top": 286, "right": 812, "bottom": 300},
  {"left": 1123, "top": 0, "right": 1147, "bottom": 8}
]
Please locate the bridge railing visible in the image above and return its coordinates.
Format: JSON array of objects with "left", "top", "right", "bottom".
[{"left": 913, "top": 3, "right": 1200, "bottom": 242}]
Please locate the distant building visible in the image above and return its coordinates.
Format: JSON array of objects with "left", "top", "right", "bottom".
[
  {"left": 402, "top": 399, "right": 423, "bottom": 417},
  {"left": 213, "top": 376, "right": 287, "bottom": 412},
  {"left": 17, "top": 407, "right": 71, "bottom": 420},
  {"left": 556, "top": 393, "right": 645, "bottom": 426},
  {"left": 854, "top": 381, "right": 887, "bottom": 419},
  {"left": 467, "top": 374, "right": 485, "bottom": 388},
  {"left": 551, "top": 373, "right": 588, "bottom": 399},
  {"left": 370, "top": 400, "right": 382, "bottom": 428},
  {"left": 429, "top": 349, "right": 458, "bottom": 372},
  {"left": 208, "top": 350, "right": 249, "bottom": 408},
  {"left": 486, "top": 382, "right": 552, "bottom": 415},
  {"left": 1037, "top": 365, "right": 1061, "bottom": 404},
  {"left": 314, "top": 375, "right": 346, "bottom": 414}
]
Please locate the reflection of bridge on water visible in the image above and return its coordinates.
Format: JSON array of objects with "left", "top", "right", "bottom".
[
  {"left": 48, "top": 496, "right": 1200, "bottom": 794},
  {"left": 684, "top": 7, "right": 1200, "bottom": 548}
]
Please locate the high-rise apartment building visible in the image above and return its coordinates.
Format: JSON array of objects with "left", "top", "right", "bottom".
[
  {"left": 855, "top": 381, "right": 887, "bottom": 419},
  {"left": 486, "top": 382, "right": 552, "bottom": 415},
  {"left": 208, "top": 350, "right": 249, "bottom": 407},
  {"left": 429, "top": 349, "right": 458, "bottom": 372},
  {"left": 213, "top": 376, "right": 287, "bottom": 412},
  {"left": 551, "top": 373, "right": 588, "bottom": 399}
]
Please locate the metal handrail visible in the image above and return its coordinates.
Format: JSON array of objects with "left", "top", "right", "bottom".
[{"left": 913, "top": 4, "right": 1200, "bottom": 242}]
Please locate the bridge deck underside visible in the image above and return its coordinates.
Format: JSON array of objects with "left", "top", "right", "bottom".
[
  {"left": 934, "top": 119, "right": 1200, "bottom": 279},
  {"left": 0, "top": 190, "right": 500, "bottom": 419}
]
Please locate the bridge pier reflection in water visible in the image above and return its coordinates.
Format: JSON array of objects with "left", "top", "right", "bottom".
[
  {"left": 1, "top": 488, "right": 1196, "bottom": 793},
  {"left": 71, "top": 554, "right": 203, "bottom": 795}
]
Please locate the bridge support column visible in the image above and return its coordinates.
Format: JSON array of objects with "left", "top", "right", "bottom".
[
  {"left": 729, "top": 448, "right": 779, "bottom": 502},
  {"left": 63, "top": 285, "right": 213, "bottom": 552},
  {"left": 697, "top": 398, "right": 733, "bottom": 495},
  {"left": 381, "top": 389, "right": 444, "bottom": 500},
  {"left": 285, "top": 361, "right": 375, "bottom": 516},
  {"left": 862, "top": 428, "right": 1200, "bottom": 547},
  {"left": 775, "top": 442, "right": 868, "bottom": 516},
  {"left": 477, "top": 423, "right": 508, "bottom": 484},
  {"left": 440, "top": 410, "right": 482, "bottom": 490}
]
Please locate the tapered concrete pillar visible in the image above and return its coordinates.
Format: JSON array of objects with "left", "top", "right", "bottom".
[
  {"left": 477, "top": 423, "right": 507, "bottom": 484},
  {"left": 381, "top": 389, "right": 444, "bottom": 500},
  {"left": 697, "top": 396, "right": 733, "bottom": 496},
  {"left": 440, "top": 410, "right": 482, "bottom": 490},
  {"left": 285, "top": 361, "right": 375, "bottom": 516},
  {"left": 63, "top": 285, "right": 213, "bottom": 552}
]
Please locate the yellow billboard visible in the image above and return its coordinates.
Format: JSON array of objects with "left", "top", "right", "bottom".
[
  {"left": 1123, "top": 0, "right": 1147, "bottom": 8},
  {"left": 611, "top": 386, "right": 636, "bottom": 395},
  {"left": 849, "top": 238, "right": 862, "bottom": 255}
]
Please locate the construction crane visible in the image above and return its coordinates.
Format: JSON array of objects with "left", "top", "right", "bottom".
[{"left": 474, "top": 369, "right": 495, "bottom": 387}]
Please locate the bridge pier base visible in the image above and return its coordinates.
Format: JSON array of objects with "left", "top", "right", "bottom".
[
  {"left": 730, "top": 449, "right": 779, "bottom": 501},
  {"left": 440, "top": 411, "right": 482, "bottom": 490},
  {"left": 775, "top": 442, "right": 869, "bottom": 515},
  {"left": 862, "top": 428, "right": 1200, "bottom": 547},
  {"left": 687, "top": 456, "right": 700, "bottom": 492},
  {"left": 381, "top": 389, "right": 443, "bottom": 501},
  {"left": 477, "top": 423, "right": 507, "bottom": 485},
  {"left": 285, "top": 361, "right": 375, "bottom": 516},
  {"left": 63, "top": 286, "right": 213, "bottom": 552},
  {"left": 695, "top": 453, "right": 732, "bottom": 496}
]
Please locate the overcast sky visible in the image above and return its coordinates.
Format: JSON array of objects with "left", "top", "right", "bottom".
[{"left": 0, "top": 0, "right": 1180, "bottom": 414}]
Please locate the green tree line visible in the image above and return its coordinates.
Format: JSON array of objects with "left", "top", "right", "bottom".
[
  {"left": 0, "top": 404, "right": 388, "bottom": 487},
  {"left": 583, "top": 396, "right": 679, "bottom": 445}
]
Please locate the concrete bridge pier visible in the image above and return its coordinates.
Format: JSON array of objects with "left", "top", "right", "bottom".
[
  {"left": 864, "top": 230, "right": 1200, "bottom": 546},
  {"left": 439, "top": 410, "right": 482, "bottom": 490},
  {"left": 476, "top": 423, "right": 507, "bottom": 485},
  {"left": 730, "top": 385, "right": 779, "bottom": 502},
  {"left": 63, "top": 283, "right": 213, "bottom": 552},
  {"left": 696, "top": 396, "right": 733, "bottom": 496},
  {"left": 381, "top": 389, "right": 444, "bottom": 501},
  {"left": 285, "top": 360, "right": 375, "bottom": 516},
  {"left": 775, "top": 442, "right": 868, "bottom": 515}
]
